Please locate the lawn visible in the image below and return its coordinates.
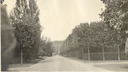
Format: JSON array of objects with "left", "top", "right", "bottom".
[{"left": 7, "top": 57, "right": 47, "bottom": 71}]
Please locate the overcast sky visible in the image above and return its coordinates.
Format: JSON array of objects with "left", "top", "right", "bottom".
[{"left": 4, "top": 0, "right": 105, "bottom": 41}]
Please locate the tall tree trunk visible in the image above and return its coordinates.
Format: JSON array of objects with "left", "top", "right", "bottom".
[
  {"left": 125, "top": 38, "right": 128, "bottom": 55},
  {"left": 21, "top": 50, "right": 23, "bottom": 64}
]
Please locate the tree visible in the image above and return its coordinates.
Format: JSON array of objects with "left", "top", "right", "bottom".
[
  {"left": 100, "top": 0, "right": 128, "bottom": 53},
  {"left": 39, "top": 37, "right": 54, "bottom": 56},
  {"left": 10, "top": 0, "right": 42, "bottom": 63},
  {"left": 1, "top": 0, "right": 4, "bottom": 4}
]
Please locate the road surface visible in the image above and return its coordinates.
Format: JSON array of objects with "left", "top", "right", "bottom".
[{"left": 22, "top": 55, "right": 127, "bottom": 72}]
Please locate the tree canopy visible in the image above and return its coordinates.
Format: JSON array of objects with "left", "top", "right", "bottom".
[{"left": 100, "top": 0, "right": 128, "bottom": 31}]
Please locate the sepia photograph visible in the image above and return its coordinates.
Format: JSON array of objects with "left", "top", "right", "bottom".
[{"left": 1, "top": 0, "right": 128, "bottom": 72}]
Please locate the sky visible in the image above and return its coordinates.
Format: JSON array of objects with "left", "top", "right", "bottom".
[{"left": 4, "top": 0, "right": 105, "bottom": 41}]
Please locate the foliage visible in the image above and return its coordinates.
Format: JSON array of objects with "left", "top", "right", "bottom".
[
  {"left": 39, "top": 37, "right": 54, "bottom": 56},
  {"left": 100, "top": 0, "right": 128, "bottom": 31}
]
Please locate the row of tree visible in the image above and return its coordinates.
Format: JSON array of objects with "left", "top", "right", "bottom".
[
  {"left": 9, "top": 0, "right": 54, "bottom": 63},
  {"left": 60, "top": 22, "right": 125, "bottom": 56},
  {"left": 60, "top": 0, "right": 128, "bottom": 59}
]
